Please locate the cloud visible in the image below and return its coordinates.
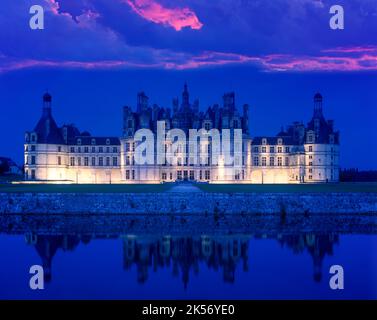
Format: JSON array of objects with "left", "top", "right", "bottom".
[
  {"left": 123, "top": 0, "right": 203, "bottom": 31},
  {"left": 0, "top": 0, "right": 376, "bottom": 74},
  {"left": 2, "top": 46, "right": 377, "bottom": 73}
]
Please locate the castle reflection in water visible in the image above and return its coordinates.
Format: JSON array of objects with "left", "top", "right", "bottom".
[{"left": 24, "top": 233, "right": 339, "bottom": 287}]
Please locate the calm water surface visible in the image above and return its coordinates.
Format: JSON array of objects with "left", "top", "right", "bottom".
[{"left": 1, "top": 227, "right": 376, "bottom": 299}]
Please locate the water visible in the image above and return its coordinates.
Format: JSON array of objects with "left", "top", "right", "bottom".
[{"left": 0, "top": 214, "right": 376, "bottom": 299}]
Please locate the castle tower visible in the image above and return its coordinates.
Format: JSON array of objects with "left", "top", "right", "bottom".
[{"left": 137, "top": 91, "right": 149, "bottom": 113}]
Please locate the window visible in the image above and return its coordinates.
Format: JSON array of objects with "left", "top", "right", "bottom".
[
  {"left": 132, "top": 170, "right": 135, "bottom": 180},
  {"left": 70, "top": 147, "right": 75, "bottom": 153},
  {"left": 269, "top": 157, "right": 274, "bottom": 166},
  {"left": 31, "top": 170, "right": 35, "bottom": 179},
  {"left": 77, "top": 157, "right": 81, "bottom": 166},
  {"left": 113, "top": 157, "right": 118, "bottom": 166},
  {"left": 77, "top": 139, "right": 82, "bottom": 145},
  {"left": 31, "top": 135, "right": 36, "bottom": 142},
  {"left": 285, "top": 157, "right": 289, "bottom": 166},
  {"left": 309, "top": 155, "right": 313, "bottom": 159},
  {"left": 262, "top": 146, "right": 266, "bottom": 153},
  {"left": 91, "top": 139, "right": 96, "bottom": 145},
  {"left": 106, "top": 157, "right": 110, "bottom": 166},
  {"left": 91, "top": 157, "right": 96, "bottom": 166},
  {"left": 77, "top": 147, "right": 81, "bottom": 153},
  {"left": 31, "top": 156, "right": 36, "bottom": 165},
  {"left": 126, "top": 156, "right": 130, "bottom": 166},
  {"left": 92, "top": 146, "right": 96, "bottom": 153},
  {"left": 113, "top": 147, "right": 118, "bottom": 153},
  {"left": 205, "top": 170, "right": 210, "bottom": 180},
  {"left": 189, "top": 170, "right": 194, "bottom": 180},
  {"left": 199, "top": 170, "right": 202, "bottom": 180},
  {"left": 106, "top": 147, "right": 110, "bottom": 153},
  {"left": 253, "top": 146, "right": 259, "bottom": 153},
  {"left": 309, "top": 162, "right": 313, "bottom": 166},
  {"left": 99, "top": 157, "right": 103, "bottom": 166},
  {"left": 58, "top": 146, "right": 62, "bottom": 152},
  {"left": 126, "top": 170, "right": 130, "bottom": 180},
  {"left": 253, "top": 157, "right": 259, "bottom": 166},
  {"left": 99, "top": 147, "right": 103, "bottom": 153},
  {"left": 83, "top": 157, "right": 88, "bottom": 166},
  {"left": 270, "top": 146, "right": 275, "bottom": 153},
  {"left": 84, "top": 146, "right": 89, "bottom": 153},
  {"left": 262, "top": 138, "right": 267, "bottom": 145},
  {"left": 277, "top": 157, "right": 282, "bottom": 166},
  {"left": 285, "top": 147, "right": 290, "bottom": 153},
  {"left": 309, "top": 168, "right": 313, "bottom": 173},
  {"left": 277, "top": 146, "right": 282, "bottom": 153},
  {"left": 170, "top": 172, "right": 173, "bottom": 180},
  {"left": 204, "top": 122, "right": 211, "bottom": 130},
  {"left": 177, "top": 170, "right": 182, "bottom": 180},
  {"left": 309, "top": 175, "right": 313, "bottom": 180},
  {"left": 262, "top": 157, "right": 266, "bottom": 166},
  {"left": 162, "top": 172, "right": 167, "bottom": 180},
  {"left": 70, "top": 157, "right": 75, "bottom": 166},
  {"left": 58, "top": 156, "right": 61, "bottom": 165},
  {"left": 309, "top": 146, "right": 313, "bottom": 152},
  {"left": 31, "top": 145, "right": 36, "bottom": 152},
  {"left": 106, "top": 139, "right": 110, "bottom": 145}
]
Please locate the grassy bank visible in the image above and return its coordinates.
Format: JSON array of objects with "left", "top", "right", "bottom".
[{"left": 0, "top": 182, "right": 376, "bottom": 193}]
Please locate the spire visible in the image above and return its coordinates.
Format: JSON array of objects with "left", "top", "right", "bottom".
[
  {"left": 313, "top": 92, "right": 323, "bottom": 117},
  {"left": 43, "top": 92, "right": 52, "bottom": 116},
  {"left": 182, "top": 82, "right": 190, "bottom": 109}
]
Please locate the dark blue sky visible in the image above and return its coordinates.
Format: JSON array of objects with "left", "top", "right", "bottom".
[{"left": 0, "top": 0, "right": 376, "bottom": 168}]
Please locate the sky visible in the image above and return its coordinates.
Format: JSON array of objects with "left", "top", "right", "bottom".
[{"left": 0, "top": 0, "right": 376, "bottom": 169}]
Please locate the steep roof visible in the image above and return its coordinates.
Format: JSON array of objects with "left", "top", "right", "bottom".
[{"left": 34, "top": 109, "right": 65, "bottom": 144}]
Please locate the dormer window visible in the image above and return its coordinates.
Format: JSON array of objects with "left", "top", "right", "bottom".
[
  {"left": 77, "top": 138, "right": 82, "bottom": 145},
  {"left": 31, "top": 134, "right": 36, "bottom": 142},
  {"left": 262, "top": 138, "right": 267, "bottom": 145},
  {"left": 91, "top": 139, "right": 96, "bottom": 145},
  {"left": 106, "top": 139, "right": 110, "bottom": 145},
  {"left": 204, "top": 122, "right": 211, "bottom": 131},
  {"left": 277, "top": 138, "right": 282, "bottom": 145}
]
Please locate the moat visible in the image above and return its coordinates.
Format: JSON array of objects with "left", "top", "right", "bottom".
[{"left": 0, "top": 213, "right": 376, "bottom": 299}]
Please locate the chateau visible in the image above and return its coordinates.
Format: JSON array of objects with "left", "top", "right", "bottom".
[{"left": 24, "top": 84, "right": 339, "bottom": 184}]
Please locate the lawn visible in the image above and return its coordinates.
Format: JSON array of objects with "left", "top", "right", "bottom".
[
  {"left": 197, "top": 182, "right": 377, "bottom": 193},
  {"left": 0, "top": 182, "right": 376, "bottom": 193},
  {"left": 0, "top": 183, "right": 172, "bottom": 193}
]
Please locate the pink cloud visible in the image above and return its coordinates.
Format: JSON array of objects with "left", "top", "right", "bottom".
[
  {"left": 321, "top": 46, "right": 377, "bottom": 54},
  {"left": 1, "top": 46, "right": 377, "bottom": 74},
  {"left": 124, "top": 0, "right": 203, "bottom": 31}
]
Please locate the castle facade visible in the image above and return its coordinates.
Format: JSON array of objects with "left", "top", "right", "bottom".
[{"left": 24, "top": 84, "right": 339, "bottom": 184}]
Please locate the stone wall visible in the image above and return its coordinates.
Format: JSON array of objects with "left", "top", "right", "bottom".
[{"left": 0, "top": 192, "right": 376, "bottom": 214}]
